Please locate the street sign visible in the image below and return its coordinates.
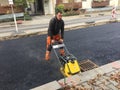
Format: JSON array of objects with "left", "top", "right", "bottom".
[
  {"left": 8, "top": 0, "right": 18, "bottom": 33},
  {"left": 8, "top": 0, "right": 13, "bottom": 5}
]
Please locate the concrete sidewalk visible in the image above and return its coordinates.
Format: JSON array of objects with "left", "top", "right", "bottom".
[
  {"left": 15, "top": 11, "right": 113, "bottom": 26},
  {"left": 0, "top": 10, "right": 120, "bottom": 41},
  {"left": 31, "top": 60, "right": 120, "bottom": 90},
  {"left": 13, "top": 11, "right": 119, "bottom": 26}
]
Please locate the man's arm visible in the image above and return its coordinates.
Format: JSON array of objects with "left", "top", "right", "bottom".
[
  {"left": 48, "top": 18, "right": 55, "bottom": 39},
  {"left": 61, "top": 20, "right": 64, "bottom": 39}
]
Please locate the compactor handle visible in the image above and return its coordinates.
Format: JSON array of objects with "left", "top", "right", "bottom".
[{"left": 52, "top": 43, "right": 65, "bottom": 49}]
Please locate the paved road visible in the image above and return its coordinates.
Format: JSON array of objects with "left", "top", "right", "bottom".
[
  {"left": 1, "top": 14, "right": 120, "bottom": 33},
  {"left": 0, "top": 23, "right": 120, "bottom": 90}
]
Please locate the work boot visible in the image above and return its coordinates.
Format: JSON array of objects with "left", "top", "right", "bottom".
[
  {"left": 59, "top": 49, "right": 65, "bottom": 56},
  {"left": 45, "top": 51, "right": 50, "bottom": 61}
]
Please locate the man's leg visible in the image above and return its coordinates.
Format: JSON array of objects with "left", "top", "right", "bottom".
[
  {"left": 59, "top": 48, "right": 65, "bottom": 56},
  {"left": 45, "top": 51, "right": 50, "bottom": 60},
  {"left": 45, "top": 36, "right": 52, "bottom": 60}
]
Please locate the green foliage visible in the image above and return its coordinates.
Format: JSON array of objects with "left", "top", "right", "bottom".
[
  {"left": 13, "top": 0, "right": 27, "bottom": 8},
  {"left": 24, "top": 14, "right": 32, "bottom": 20},
  {"left": 63, "top": 11, "right": 79, "bottom": 16},
  {"left": 55, "top": 3, "right": 80, "bottom": 16},
  {"left": 55, "top": 4, "right": 64, "bottom": 14}
]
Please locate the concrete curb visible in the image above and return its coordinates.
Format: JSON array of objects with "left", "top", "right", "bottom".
[{"left": 31, "top": 60, "right": 120, "bottom": 90}]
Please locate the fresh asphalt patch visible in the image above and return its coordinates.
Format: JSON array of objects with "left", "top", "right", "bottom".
[{"left": 0, "top": 22, "right": 120, "bottom": 90}]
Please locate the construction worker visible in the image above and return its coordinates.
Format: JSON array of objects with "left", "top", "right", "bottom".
[{"left": 45, "top": 10, "right": 65, "bottom": 60}]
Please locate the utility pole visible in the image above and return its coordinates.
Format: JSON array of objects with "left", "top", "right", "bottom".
[{"left": 8, "top": 0, "right": 18, "bottom": 33}]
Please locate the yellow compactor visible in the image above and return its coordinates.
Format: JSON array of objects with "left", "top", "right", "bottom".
[{"left": 52, "top": 43, "right": 80, "bottom": 77}]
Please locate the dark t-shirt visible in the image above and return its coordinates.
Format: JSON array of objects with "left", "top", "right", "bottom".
[{"left": 48, "top": 16, "right": 64, "bottom": 39}]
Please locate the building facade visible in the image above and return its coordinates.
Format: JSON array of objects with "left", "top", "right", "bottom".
[
  {"left": 37, "top": 0, "right": 120, "bottom": 15},
  {"left": 29, "top": 0, "right": 56, "bottom": 15},
  {"left": 0, "top": 0, "right": 119, "bottom": 15}
]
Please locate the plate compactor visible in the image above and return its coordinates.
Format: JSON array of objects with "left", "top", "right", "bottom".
[{"left": 52, "top": 43, "right": 81, "bottom": 77}]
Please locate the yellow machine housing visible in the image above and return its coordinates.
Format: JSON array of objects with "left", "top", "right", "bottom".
[
  {"left": 63, "top": 60, "right": 80, "bottom": 77},
  {"left": 52, "top": 43, "right": 80, "bottom": 77}
]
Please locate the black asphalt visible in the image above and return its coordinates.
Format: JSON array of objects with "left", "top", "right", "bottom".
[{"left": 0, "top": 23, "right": 120, "bottom": 90}]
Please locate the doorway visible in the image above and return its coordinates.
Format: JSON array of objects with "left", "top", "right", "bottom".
[{"left": 35, "top": 0, "right": 44, "bottom": 15}]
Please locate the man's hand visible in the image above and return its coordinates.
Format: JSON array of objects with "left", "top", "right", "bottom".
[
  {"left": 51, "top": 39, "right": 63, "bottom": 44},
  {"left": 51, "top": 40, "right": 55, "bottom": 44},
  {"left": 60, "top": 39, "right": 63, "bottom": 43}
]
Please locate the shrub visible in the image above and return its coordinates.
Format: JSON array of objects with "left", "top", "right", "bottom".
[
  {"left": 55, "top": 4, "right": 64, "bottom": 14},
  {"left": 63, "top": 10, "right": 79, "bottom": 16}
]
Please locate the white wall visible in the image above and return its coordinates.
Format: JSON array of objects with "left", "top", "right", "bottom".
[
  {"left": 74, "top": 0, "right": 82, "bottom": 2},
  {"left": 82, "top": 0, "right": 92, "bottom": 9},
  {"left": 49, "top": 0, "right": 52, "bottom": 14},
  {"left": 109, "top": 0, "right": 119, "bottom": 7},
  {"left": 44, "top": 0, "right": 55, "bottom": 15},
  {"left": 44, "top": 0, "right": 49, "bottom": 15},
  {"left": 50, "top": 0, "right": 55, "bottom": 15},
  {"left": 119, "top": 0, "right": 120, "bottom": 6}
]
